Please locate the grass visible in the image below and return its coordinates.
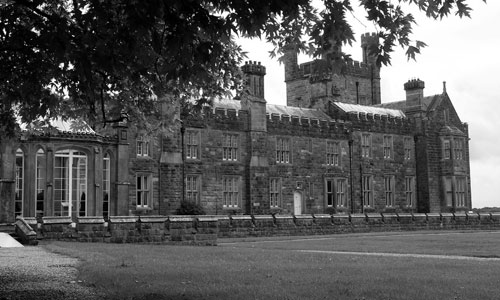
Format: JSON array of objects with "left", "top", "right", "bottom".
[{"left": 42, "top": 230, "right": 500, "bottom": 300}]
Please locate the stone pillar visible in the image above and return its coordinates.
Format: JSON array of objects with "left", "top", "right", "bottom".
[{"left": 113, "top": 120, "right": 130, "bottom": 216}]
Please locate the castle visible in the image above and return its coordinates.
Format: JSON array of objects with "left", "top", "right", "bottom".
[{"left": 0, "top": 33, "right": 471, "bottom": 223}]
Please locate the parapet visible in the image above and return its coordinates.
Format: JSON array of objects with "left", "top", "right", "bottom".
[{"left": 361, "top": 32, "right": 379, "bottom": 47}]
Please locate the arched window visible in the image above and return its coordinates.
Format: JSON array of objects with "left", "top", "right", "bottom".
[
  {"left": 103, "top": 153, "right": 111, "bottom": 218},
  {"left": 54, "top": 150, "right": 87, "bottom": 218},
  {"left": 15, "top": 148, "right": 24, "bottom": 217},
  {"left": 35, "top": 149, "right": 46, "bottom": 217}
]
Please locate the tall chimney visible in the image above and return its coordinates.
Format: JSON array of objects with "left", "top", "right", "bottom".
[
  {"left": 404, "top": 79, "right": 425, "bottom": 109},
  {"left": 241, "top": 61, "right": 266, "bottom": 98}
]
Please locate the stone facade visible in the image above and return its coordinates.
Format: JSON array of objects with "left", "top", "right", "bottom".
[{"left": 0, "top": 33, "right": 471, "bottom": 224}]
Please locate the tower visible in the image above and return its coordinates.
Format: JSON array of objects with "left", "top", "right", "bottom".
[{"left": 360, "top": 33, "right": 381, "bottom": 105}]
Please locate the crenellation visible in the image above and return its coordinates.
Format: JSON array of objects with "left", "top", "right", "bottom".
[
  {"left": 291, "top": 115, "right": 300, "bottom": 125},
  {"left": 226, "top": 109, "right": 237, "bottom": 118}
]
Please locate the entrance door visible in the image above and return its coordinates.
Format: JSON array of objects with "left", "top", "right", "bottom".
[{"left": 293, "top": 191, "right": 302, "bottom": 215}]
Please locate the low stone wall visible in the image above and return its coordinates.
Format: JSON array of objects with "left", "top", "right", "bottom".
[{"left": 19, "top": 212, "right": 500, "bottom": 245}]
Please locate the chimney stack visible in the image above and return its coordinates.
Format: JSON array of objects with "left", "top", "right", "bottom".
[
  {"left": 241, "top": 61, "right": 266, "bottom": 99},
  {"left": 404, "top": 79, "right": 425, "bottom": 109}
]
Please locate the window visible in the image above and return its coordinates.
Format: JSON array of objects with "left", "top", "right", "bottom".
[
  {"left": 384, "top": 176, "right": 395, "bottom": 207},
  {"left": 362, "top": 175, "right": 372, "bottom": 207},
  {"left": 103, "top": 154, "right": 111, "bottom": 218},
  {"left": 269, "top": 178, "right": 282, "bottom": 208},
  {"left": 454, "top": 139, "right": 464, "bottom": 160},
  {"left": 136, "top": 136, "right": 150, "bottom": 157},
  {"left": 136, "top": 174, "right": 151, "bottom": 208},
  {"left": 222, "top": 176, "right": 240, "bottom": 208},
  {"left": 54, "top": 150, "right": 87, "bottom": 217},
  {"left": 456, "top": 177, "right": 466, "bottom": 207},
  {"left": 186, "top": 131, "right": 200, "bottom": 160},
  {"left": 35, "top": 149, "right": 46, "bottom": 218},
  {"left": 443, "top": 140, "right": 452, "bottom": 159},
  {"left": 361, "top": 134, "right": 371, "bottom": 158},
  {"left": 444, "top": 177, "right": 453, "bottom": 207},
  {"left": 404, "top": 137, "right": 412, "bottom": 160},
  {"left": 15, "top": 149, "right": 24, "bottom": 217},
  {"left": 383, "top": 135, "right": 393, "bottom": 159},
  {"left": 222, "top": 134, "right": 238, "bottom": 161},
  {"left": 326, "top": 178, "right": 347, "bottom": 208},
  {"left": 326, "top": 141, "right": 340, "bottom": 166},
  {"left": 185, "top": 175, "right": 201, "bottom": 203},
  {"left": 405, "top": 176, "right": 415, "bottom": 207},
  {"left": 276, "top": 137, "right": 290, "bottom": 164}
]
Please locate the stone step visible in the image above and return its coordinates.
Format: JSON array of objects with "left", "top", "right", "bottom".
[{"left": 0, "top": 223, "right": 15, "bottom": 234}]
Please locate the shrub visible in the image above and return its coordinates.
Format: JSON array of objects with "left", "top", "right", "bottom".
[{"left": 176, "top": 201, "right": 205, "bottom": 215}]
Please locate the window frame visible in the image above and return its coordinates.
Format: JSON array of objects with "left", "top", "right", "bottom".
[
  {"left": 136, "top": 174, "right": 152, "bottom": 209},
  {"left": 384, "top": 175, "right": 395, "bottom": 207},
  {"left": 35, "top": 149, "right": 46, "bottom": 218},
  {"left": 15, "top": 148, "right": 24, "bottom": 217},
  {"left": 136, "top": 136, "right": 150, "bottom": 157},
  {"left": 276, "top": 137, "right": 291, "bottom": 164},
  {"left": 404, "top": 137, "right": 412, "bottom": 160},
  {"left": 326, "top": 141, "right": 340, "bottom": 166},
  {"left": 362, "top": 175, "right": 373, "bottom": 207},
  {"left": 383, "top": 135, "right": 393, "bottom": 160},
  {"left": 361, "top": 134, "right": 372, "bottom": 158},
  {"left": 269, "top": 178, "right": 282, "bottom": 208},
  {"left": 222, "top": 133, "right": 239, "bottom": 162},
  {"left": 405, "top": 176, "right": 415, "bottom": 207},
  {"left": 443, "top": 139, "right": 452, "bottom": 160},
  {"left": 186, "top": 130, "right": 200, "bottom": 160},
  {"left": 325, "top": 178, "right": 348, "bottom": 208},
  {"left": 222, "top": 176, "right": 240, "bottom": 208},
  {"left": 185, "top": 174, "right": 201, "bottom": 203}
]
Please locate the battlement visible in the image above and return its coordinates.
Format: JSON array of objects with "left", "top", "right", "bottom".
[
  {"left": 266, "top": 112, "right": 350, "bottom": 135},
  {"left": 360, "top": 32, "right": 378, "bottom": 46},
  {"left": 297, "top": 58, "right": 372, "bottom": 79},
  {"left": 241, "top": 60, "right": 266, "bottom": 76}
]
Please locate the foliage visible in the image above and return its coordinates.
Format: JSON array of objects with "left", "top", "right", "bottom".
[
  {"left": 0, "top": 0, "right": 485, "bottom": 136},
  {"left": 175, "top": 200, "right": 205, "bottom": 215}
]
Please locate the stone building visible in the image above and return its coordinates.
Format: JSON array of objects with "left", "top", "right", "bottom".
[{"left": 0, "top": 33, "right": 471, "bottom": 223}]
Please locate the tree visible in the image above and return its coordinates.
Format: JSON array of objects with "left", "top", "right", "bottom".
[{"left": 0, "top": 0, "right": 485, "bottom": 136}]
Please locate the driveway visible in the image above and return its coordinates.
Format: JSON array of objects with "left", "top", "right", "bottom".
[{"left": 0, "top": 246, "right": 103, "bottom": 300}]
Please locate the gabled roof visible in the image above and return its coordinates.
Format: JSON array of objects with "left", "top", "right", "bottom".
[
  {"left": 376, "top": 94, "right": 446, "bottom": 113},
  {"left": 333, "top": 102, "right": 406, "bottom": 118}
]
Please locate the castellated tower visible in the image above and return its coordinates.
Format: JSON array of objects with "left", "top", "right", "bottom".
[{"left": 283, "top": 33, "right": 381, "bottom": 111}]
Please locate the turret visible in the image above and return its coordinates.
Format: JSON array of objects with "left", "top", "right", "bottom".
[
  {"left": 241, "top": 61, "right": 267, "bottom": 132},
  {"left": 361, "top": 32, "right": 381, "bottom": 105},
  {"left": 241, "top": 61, "right": 266, "bottom": 98}
]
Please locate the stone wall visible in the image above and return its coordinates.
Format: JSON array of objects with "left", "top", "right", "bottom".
[{"left": 20, "top": 212, "right": 500, "bottom": 246}]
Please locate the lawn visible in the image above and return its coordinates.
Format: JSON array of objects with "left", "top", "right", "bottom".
[{"left": 42, "top": 230, "right": 500, "bottom": 300}]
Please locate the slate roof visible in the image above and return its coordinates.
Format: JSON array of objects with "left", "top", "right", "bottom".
[
  {"left": 19, "top": 117, "right": 96, "bottom": 134},
  {"left": 376, "top": 94, "right": 446, "bottom": 113}
]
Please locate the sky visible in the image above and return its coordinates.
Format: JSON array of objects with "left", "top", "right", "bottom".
[{"left": 237, "top": 1, "right": 499, "bottom": 208}]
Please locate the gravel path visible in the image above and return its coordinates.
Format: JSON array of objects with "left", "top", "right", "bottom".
[{"left": 0, "top": 246, "right": 104, "bottom": 300}]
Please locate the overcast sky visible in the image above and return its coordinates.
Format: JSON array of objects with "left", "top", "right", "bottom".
[{"left": 238, "top": 1, "right": 498, "bottom": 208}]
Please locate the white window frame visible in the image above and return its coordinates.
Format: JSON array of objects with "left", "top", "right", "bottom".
[
  {"left": 362, "top": 175, "right": 372, "bottom": 207},
  {"left": 136, "top": 136, "right": 150, "bottom": 157},
  {"left": 405, "top": 176, "right": 415, "bottom": 207},
  {"left": 186, "top": 131, "right": 200, "bottom": 160},
  {"left": 136, "top": 174, "right": 152, "bottom": 208},
  {"left": 325, "top": 178, "right": 347, "bottom": 208},
  {"left": 361, "top": 134, "right": 371, "bottom": 158},
  {"left": 326, "top": 141, "right": 340, "bottom": 166},
  {"left": 276, "top": 137, "right": 291, "bottom": 164},
  {"left": 443, "top": 139, "right": 452, "bottom": 160},
  {"left": 269, "top": 178, "right": 282, "bottom": 208},
  {"left": 15, "top": 148, "right": 24, "bottom": 217},
  {"left": 35, "top": 149, "right": 46, "bottom": 217},
  {"left": 185, "top": 174, "right": 201, "bottom": 203},
  {"left": 404, "top": 137, "right": 412, "bottom": 160},
  {"left": 384, "top": 176, "right": 395, "bottom": 207},
  {"left": 456, "top": 177, "right": 466, "bottom": 207},
  {"left": 383, "top": 135, "right": 393, "bottom": 159},
  {"left": 222, "top": 133, "right": 239, "bottom": 161},
  {"left": 54, "top": 150, "right": 88, "bottom": 217},
  {"left": 454, "top": 139, "right": 464, "bottom": 160},
  {"left": 222, "top": 176, "right": 240, "bottom": 208}
]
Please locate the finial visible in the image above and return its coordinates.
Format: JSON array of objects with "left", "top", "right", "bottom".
[{"left": 443, "top": 81, "right": 447, "bottom": 93}]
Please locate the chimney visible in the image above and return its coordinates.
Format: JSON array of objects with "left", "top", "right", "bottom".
[
  {"left": 241, "top": 61, "right": 266, "bottom": 99},
  {"left": 404, "top": 79, "right": 425, "bottom": 109}
]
